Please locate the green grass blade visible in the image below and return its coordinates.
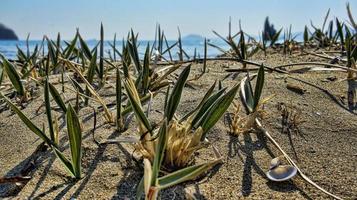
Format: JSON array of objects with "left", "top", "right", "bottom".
[
  {"left": 78, "top": 31, "right": 92, "bottom": 60},
  {"left": 99, "top": 23, "right": 104, "bottom": 81},
  {"left": 116, "top": 67, "right": 123, "bottom": 130},
  {"left": 87, "top": 49, "right": 97, "bottom": 84},
  {"left": 180, "top": 81, "right": 216, "bottom": 122},
  {"left": 136, "top": 177, "right": 144, "bottom": 200},
  {"left": 48, "top": 82, "right": 67, "bottom": 113},
  {"left": 52, "top": 146, "right": 75, "bottom": 177},
  {"left": 203, "top": 38, "right": 207, "bottom": 73},
  {"left": 242, "top": 77, "right": 254, "bottom": 113},
  {"left": 64, "top": 34, "right": 78, "bottom": 59},
  {"left": 56, "top": 33, "right": 61, "bottom": 57},
  {"left": 68, "top": 76, "right": 85, "bottom": 94},
  {"left": 0, "top": 54, "right": 25, "bottom": 95},
  {"left": 212, "top": 30, "right": 230, "bottom": 44},
  {"left": 127, "top": 40, "right": 141, "bottom": 73},
  {"left": 270, "top": 28, "right": 282, "bottom": 47},
  {"left": 158, "top": 160, "right": 220, "bottom": 190},
  {"left": 200, "top": 84, "right": 239, "bottom": 138},
  {"left": 239, "top": 31, "right": 246, "bottom": 59},
  {"left": 151, "top": 120, "right": 167, "bottom": 186},
  {"left": 122, "top": 51, "right": 130, "bottom": 78},
  {"left": 336, "top": 18, "right": 344, "bottom": 45},
  {"left": 347, "top": 3, "right": 357, "bottom": 31},
  {"left": 25, "top": 34, "right": 30, "bottom": 57},
  {"left": 113, "top": 33, "right": 117, "bottom": 61},
  {"left": 124, "top": 78, "right": 152, "bottom": 133},
  {"left": 0, "top": 92, "right": 53, "bottom": 146},
  {"left": 85, "top": 50, "right": 98, "bottom": 105},
  {"left": 165, "top": 65, "right": 191, "bottom": 121},
  {"left": 164, "top": 85, "right": 170, "bottom": 112},
  {"left": 303, "top": 26, "right": 309, "bottom": 45},
  {"left": 322, "top": 8, "right": 330, "bottom": 32},
  {"left": 66, "top": 104, "right": 82, "bottom": 179},
  {"left": 142, "top": 44, "right": 150, "bottom": 93},
  {"left": 47, "top": 38, "right": 58, "bottom": 66},
  {"left": 177, "top": 28, "right": 183, "bottom": 61},
  {"left": 253, "top": 65, "right": 265, "bottom": 110},
  {"left": 16, "top": 46, "right": 27, "bottom": 61},
  {"left": 191, "top": 87, "right": 227, "bottom": 128},
  {"left": 63, "top": 59, "right": 113, "bottom": 123},
  {"left": 228, "top": 37, "right": 242, "bottom": 59},
  {"left": 45, "top": 78, "right": 55, "bottom": 142},
  {"left": 0, "top": 63, "right": 3, "bottom": 86},
  {"left": 163, "top": 35, "right": 173, "bottom": 61},
  {"left": 122, "top": 41, "right": 131, "bottom": 75},
  {"left": 21, "top": 64, "right": 37, "bottom": 80},
  {"left": 109, "top": 43, "right": 123, "bottom": 60}
]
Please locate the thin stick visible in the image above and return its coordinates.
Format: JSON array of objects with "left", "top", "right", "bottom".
[
  {"left": 274, "top": 62, "right": 357, "bottom": 73},
  {"left": 239, "top": 76, "right": 342, "bottom": 199},
  {"left": 304, "top": 50, "right": 347, "bottom": 63},
  {"left": 59, "top": 57, "right": 114, "bottom": 123},
  {"left": 64, "top": 86, "right": 100, "bottom": 103},
  {"left": 255, "top": 119, "right": 342, "bottom": 200}
]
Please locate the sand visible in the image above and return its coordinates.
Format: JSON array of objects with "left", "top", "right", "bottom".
[{"left": 0, "top": 50, "right": 356, "bottom": 199}]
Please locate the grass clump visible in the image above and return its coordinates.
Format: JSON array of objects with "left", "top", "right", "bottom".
[
  {"left": 229, "top": 65, "right": 272, "bottom": 135},
  {"left": 125, "top": 65, "right": 238, "bottom": 170}
]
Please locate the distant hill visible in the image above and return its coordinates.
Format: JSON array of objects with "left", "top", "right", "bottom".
[
  {"left": 0, "top": 23, "right": 18, "bottom": 40},
  {"left": 182, "top": 34, "right": 205, "bottom": 41}
]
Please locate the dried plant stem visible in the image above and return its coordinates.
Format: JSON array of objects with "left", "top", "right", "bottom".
[
  {"left": 155, "top": 57, "right": 288, "bottom": 74},
  {"left": 255, "top": 119, "right": 342, "bottom": 200},
  {"left": 155, "top": 57, "right": 356, "bottom": 75},
  {"left": 64, "top": 86, "right": 99, "bottom": 103},
  {"left": 303, "top": 50, "right": 347, "bottom": 63},
  {"left": 0, "top": 176, "right": 31, "bottom": 184},
  {"left": 59, "top": 57, "right": 114, "bottom": 123},
  {"left": 274, "top": 62, "right": 357, "bottom": 73}
]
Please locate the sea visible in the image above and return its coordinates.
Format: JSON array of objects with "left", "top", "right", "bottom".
[{"left": 0, "top": 38, "right": 230, "bottom": 60}]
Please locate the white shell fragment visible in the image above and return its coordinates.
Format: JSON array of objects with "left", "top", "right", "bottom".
[
  {"left": 266, "top": 165, "right": 297, "bottom": 182},
  {"left": 269, "top": 157, "right": 281, "bottom": 170}
]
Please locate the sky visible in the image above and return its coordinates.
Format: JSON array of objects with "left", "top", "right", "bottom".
[{"left": 0, "top": 0, "right": 356, "bottom": 40}]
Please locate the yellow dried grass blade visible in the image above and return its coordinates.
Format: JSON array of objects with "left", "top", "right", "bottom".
[{"left": 60, "top": 58, "right": 114, "bottom": 123}]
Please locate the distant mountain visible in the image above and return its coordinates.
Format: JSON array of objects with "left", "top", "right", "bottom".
[
  {"left": 182, "top": 34, "right": 205, "bottom": 41},
  {"left": 0, "top": 23, "right": 18, "bottom": 40}
]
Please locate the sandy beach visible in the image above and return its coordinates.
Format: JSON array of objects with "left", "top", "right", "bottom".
[{"left": 0, "top": 48, "right": 356, "bottom": 199}]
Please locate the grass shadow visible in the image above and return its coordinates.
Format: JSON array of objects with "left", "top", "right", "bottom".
[
  {"left": 70, "top": 129, "right": 135, "bottom": 199},
  {"left": 289, "top": 76, "right": 357, "bottom": 115},
  {"left": 228, "top": 129, "right": 277, "bottom": 197},
  {"left": 267, "top": 180, "right": 313, "bottom": 200},
  {"left": 0, "top": 143, "right": 49, "bottom": 197}
]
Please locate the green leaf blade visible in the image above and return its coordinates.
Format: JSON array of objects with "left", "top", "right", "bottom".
[
  {"left": 151, "top": 120, "right": 167, "bottom": 186},
  {"left": 0, "top": 92, "right": 53, "bottom": 146},
  {"left": 200, "top": 84, "right": 239, "bottom": 138},
  {"left": 0, "top": 54, "right": 25, "bottom": 95},
  {"left": 165, "top": 65, "right": 191, "bottom": 121},
  {"left": 48, "top": 82, "right": 67, "bottom": 113},
  {"left": 158, "top": 160, "right": 220, "bottom": 190},
  {"left": 66, "top": 104, "right": 82, "bottom": 179},
  {"left": 124, "top": 78, "right": 152, "bottom": 133},
  {"left": 253, "top": 65, "right": 265, "bottom": 110},
  {"left": 45, "top": 78, "right": 55, "bottom": 142}
]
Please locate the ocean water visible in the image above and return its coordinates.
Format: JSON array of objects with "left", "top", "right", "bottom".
[{"left": 0, "top": 39, "right": 230, "bottom": 60}]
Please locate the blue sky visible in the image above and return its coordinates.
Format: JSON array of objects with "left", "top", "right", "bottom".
[{"left": 0, "top": 0, "right": 356, "bottom": 40}]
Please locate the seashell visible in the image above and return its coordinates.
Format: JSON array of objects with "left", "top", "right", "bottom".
[
  {"left": 270, "top": 157, "right": 281, "bottom": 170},
  {"left": 266, "top": 165, "right": 297, "bottom": 182}
]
